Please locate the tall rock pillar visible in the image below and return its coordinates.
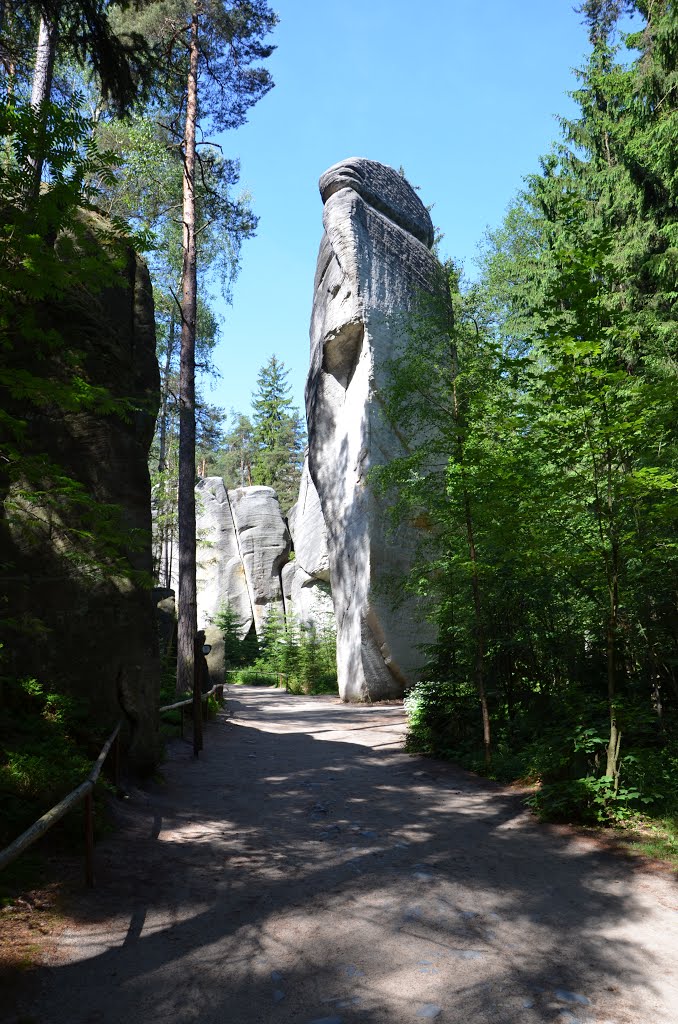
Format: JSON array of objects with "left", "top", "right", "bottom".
[{"left": 306, "top": 158, "right": 440, "bottom": 701}]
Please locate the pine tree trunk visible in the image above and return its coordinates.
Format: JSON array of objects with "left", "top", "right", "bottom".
[
  {"left": 176, "top": 10, "right": 199, "bottom": 695},
  {"left": 29, "top": 11, "right": 58, "bottom": 199},
  {"left": 158, "top": 315, "right": 175, "bottom": 474},
  {"left": 157, "top": 316, "right": 176, "bottom": 590}
]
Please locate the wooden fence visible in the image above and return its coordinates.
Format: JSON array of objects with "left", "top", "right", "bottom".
[{"left": 0, "top": 683, "right": 224, "bottom": 886}]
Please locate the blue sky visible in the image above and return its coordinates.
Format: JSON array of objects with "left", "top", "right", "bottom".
[{"left": 207, "top": 0, "right": 595, "bottom": 419}]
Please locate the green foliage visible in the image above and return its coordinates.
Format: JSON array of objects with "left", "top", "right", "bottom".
[
  {"left": 216, "top": 603, "right": 338, "bottom": 695},
  {"left": 213, "top": 605, "right": 260, "bottom": 669},
  {"left": 229, "top": 664, "right": 279, "bottom": 687},
  {"left": 404, "top": 680, "right": 678, "bottom": 825},
  {"left": 210, "top": 411, "right": 255, "bottom": 488},
  {"left": 17, "top": 0, "right": 159, "bottom": 116},
  {"left": 380, "top": 4, "right": 678, "bottom": 831},
  {"left": 250, "top": 355, "right": 306, "bottom": 511},
  {"left": 0, "top": 677, "right": 105, "bottom": 846}
]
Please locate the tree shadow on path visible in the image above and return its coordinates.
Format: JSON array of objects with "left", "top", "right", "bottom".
[{"left": 13, "top": 687, "right": 678, "bottom": 1024}]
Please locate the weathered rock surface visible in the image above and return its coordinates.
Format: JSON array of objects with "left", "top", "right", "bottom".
[
  {"left": 287, "top": 455, "right": 330, "bottom": 583},
  {"left": 154, "top": 587, "right": 177, "bottom": 663},
  {"left": 285, "top": 455, "right": 336, "bottom": 634},
  {"left": 228, "top": 486, "right": 291, "bottom": 635},
  {"left": 0, "top": 215, "right": 161, "bottom": 770},
  {"left": 289, "top": 566, "right": 335, "bottom": 633},
  {"left": 196, "top": 477, "right": 252, "bottom": 638},
  {"left": 195, "top": 482, "right": 292, "bottom": 688},
  {"left": 306, "top": 157, "right": 439, "bottom": 700}
]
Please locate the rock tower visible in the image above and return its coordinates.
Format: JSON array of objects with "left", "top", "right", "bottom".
[{"left": 306, "top": 158, "right": 439, "bottom": 701}]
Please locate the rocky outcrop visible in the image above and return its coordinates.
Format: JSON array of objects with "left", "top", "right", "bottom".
[
  {"left": 306, "top": 157, "right": 439, "bottom": 701},
  {"left": 228, "top": 486, "right": 291, "bottom": 635},
  {"left": 287, "top": 566, "right": 334, "bottom": 634},
  {"left": 1, "top": 215, "right": 161, "bottom": 770},
  {"left": 196, "top": 482, "right": 292, "bottom": 687},
  {"left": 288, "top": 455, "right": 330, "bottom": 583},
  {"left": 285, "top": 455, "right": 335, "bottom": 633},
  {"left": 196, "top": 478, "right": 252, "bottom": 638}
]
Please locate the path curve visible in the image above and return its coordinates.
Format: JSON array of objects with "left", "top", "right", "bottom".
[{"left": 15, "top": 686, "right": 678, "bottom": 1024}]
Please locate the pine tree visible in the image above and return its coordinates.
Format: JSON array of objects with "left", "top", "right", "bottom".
[
  {"left": 212, "top": 411, "right": 255, "bottom": 488},
  {"left": 251, "top": 355, "right": 305, "bottom": 510},
  {"left": 118, "top": 0, "right": 276, "bottom": 694}
]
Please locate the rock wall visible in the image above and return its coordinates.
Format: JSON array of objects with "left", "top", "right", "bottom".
[
  {"left": 0, "top": 214, "right": 162, "bottom": 771},
  {"left": 306, "top": 157, "right": 439, "bottom": 701},
  {"left": 196, "top": 481, "right": 292, "bottom": 684},
  {"left": 285, "top": 455, "right": 334, "bottom": 632},
  {"left": 195, "top": 475, "right": 338, "bottom": 684},
  {"left": 196, "top": 477, "right": 253, "bottom": 639}
]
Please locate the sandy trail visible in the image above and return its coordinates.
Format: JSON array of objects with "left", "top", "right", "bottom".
[{"left": 13, "top": 685, "right": 678, "bottom": 1024}]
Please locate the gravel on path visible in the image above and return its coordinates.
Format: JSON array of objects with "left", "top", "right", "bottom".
[{"left": 10, "top": 685, "right": 678, "bottom": 1024}]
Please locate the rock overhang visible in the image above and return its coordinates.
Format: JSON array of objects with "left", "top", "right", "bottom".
[{"left": 318, "top": 157, "right": 435, "bottom": 249}]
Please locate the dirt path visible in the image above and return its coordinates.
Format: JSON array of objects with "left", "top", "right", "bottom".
[{"left": 10, "top": 686, "right": 678, "bottom": 1024}]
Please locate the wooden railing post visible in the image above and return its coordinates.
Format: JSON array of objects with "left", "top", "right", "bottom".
[
  {"left": 112, "top": 732, "right": 120, "bottom": 790},
  {"left": 193, "top": 632, "right": 204, "bottom": 757},
  {"left": 84, "top": 789, "right": 94, "bottom": 887},
  {"left": 1, "top": 682, "right": 226, "bottom": 884}
]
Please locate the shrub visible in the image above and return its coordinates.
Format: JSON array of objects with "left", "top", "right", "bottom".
[
  {"left": 218, "top": 606, "right": 339, "bottom": 695},
  {"left": 0, "top": 677, "right": 100, "bottom": 845}
]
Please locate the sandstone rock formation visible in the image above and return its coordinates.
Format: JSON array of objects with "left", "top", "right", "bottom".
[
  {"left": 228, "top": 486, "right": 291, "bottom": 635},
  {"left": 196, "top": 477, "right": 252, "bottom": 639},
  {"left": 285, "top": 455, "right": 335, "bottom": 632},
  {"left": 196, "top": 482, "right": 292, "bottom": 686},
  {"left": 306, "top": 157, "right": 439, "bottom": 701},
  {"left": 1, "top": 215, "right": 162, "bottom": 770}
]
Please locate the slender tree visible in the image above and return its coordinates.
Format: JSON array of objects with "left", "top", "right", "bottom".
[
  {"left": 171, "top": 1, "right": 276, "bottom": 694},
  {"left": 251, "top": 355, "right": 306, "bottom": 511}
]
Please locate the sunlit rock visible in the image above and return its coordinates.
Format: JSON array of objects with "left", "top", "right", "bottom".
[{"left": 306, "top": 157, "right": 439, "bottom": 700}]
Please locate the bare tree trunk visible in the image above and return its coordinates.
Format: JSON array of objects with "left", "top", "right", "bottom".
[
  {"left": 176, "top": 9, "right": 199, "bottom": 695},
  {"left": 463, "top": 486, "right": 492, "bottom": 765},
  {"left": 605, "top": 616, "right": 622, "bottom": 785},
  {"left": 158, "top": 314, "right": 175, "bottom": 474},
  {"left": 605, "top": 564, "right": 621, "bottom": 786},
  {"left": 156, "top": 314, "right": 177, "bottom": 590},
  {"left": 29, "top": 10, "right": 58, "bottom": 199}
]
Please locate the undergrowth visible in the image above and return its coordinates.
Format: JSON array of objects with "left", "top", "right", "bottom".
[
  {"left": 0, "top": 676, "right": 112, "bottom": 851},
  {"left": 404, "top": 679, "right": 678, "bottom": 853},
  {"left": 216, "top": 604, "right": 338, "bottom": 697}
]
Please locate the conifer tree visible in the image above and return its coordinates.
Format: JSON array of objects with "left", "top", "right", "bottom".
[
  {"left": 251, "top": 355, "right": 305, "bottom": 511},
  {"left": 119, "top": 0, "right": 276, "bottom": 694}
]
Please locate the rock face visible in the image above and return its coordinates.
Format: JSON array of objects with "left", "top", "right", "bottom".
[
  {"left": 1, "top": 217, "right": 162, "bottom": 770},
  {"left": 196, "top": 478, "right": 252, "bottom": 639},
  {"left": 306, "top": 157, "right": 439, "bottom": 701},
  {"left": 288, "top": 455, "right": 330, "bottom": 583},
  {"left": 285, "top": 455, "right": 335, "bottom": 632},
  {"left": 228, "top": 486, "right": 291, "bottom": 635},
  {"left": 196, "top": 481, "right": 291, "bottom": 640}
]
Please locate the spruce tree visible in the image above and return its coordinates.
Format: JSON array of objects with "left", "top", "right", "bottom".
[{"left": 251, "top": 355, "right": 306, "bottom": 510}]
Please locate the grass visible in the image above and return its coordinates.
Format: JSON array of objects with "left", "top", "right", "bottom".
[{"left": 611, "top": 815, "right": 678, "bottom": 868}]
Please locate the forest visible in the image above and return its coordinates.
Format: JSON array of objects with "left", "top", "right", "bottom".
[
  {"left": 1, "top": 0, "right": 678, "bottom": 864},
  {"left": 381, "top": 1, "right": 678, "bottom": 838}
]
